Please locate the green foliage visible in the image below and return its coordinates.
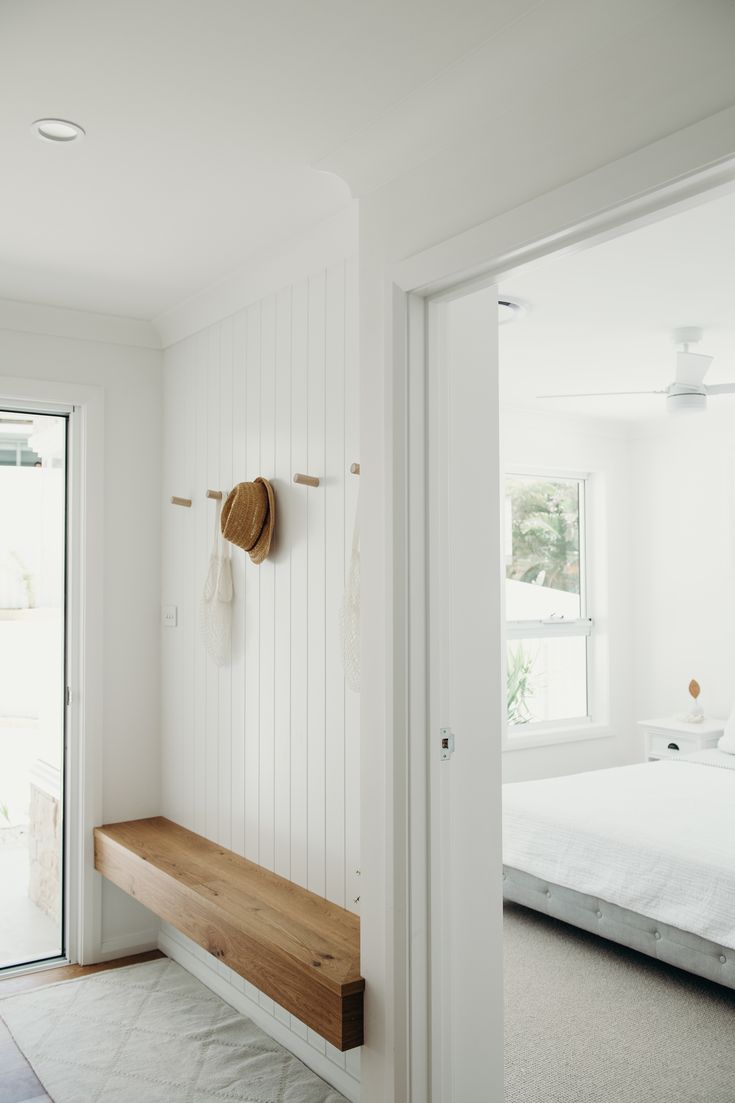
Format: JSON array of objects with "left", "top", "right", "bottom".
[
  {"left": 507, "top": 642, "right": 535, "bottom": 726},
  {"left": 0, "top": 801, "right": 10, "bottom": 824},
  {"left": 506, "top": 478, "right": 580, "bottom": 594}
]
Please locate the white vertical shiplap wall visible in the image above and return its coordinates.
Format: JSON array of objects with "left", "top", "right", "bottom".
[{"left": 160, "top": 258, "right": 360, "bottom": 1098}]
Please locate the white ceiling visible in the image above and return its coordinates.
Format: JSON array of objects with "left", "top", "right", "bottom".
[
  {"left": 494, "top": 187, "right": 735, "bottom": 422},
  {"left": 0, "top": 0, "right": 537, "bottom": 320}
]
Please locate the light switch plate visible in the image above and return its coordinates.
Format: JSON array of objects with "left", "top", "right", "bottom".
[{"left": 162, "top": 604, "right": 178, "bottom": 628}]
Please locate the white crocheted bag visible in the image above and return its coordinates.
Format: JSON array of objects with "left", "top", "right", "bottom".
[
  {"left": 341, "top": 494, "right": 360, "bottom": 693},
  {"left": 199, "top": 497, "right": 233, "bottom": 666}
]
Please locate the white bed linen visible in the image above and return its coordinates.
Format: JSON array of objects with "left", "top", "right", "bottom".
[{"left": 503, "top": 751, "right": 735, "bottom": 948}]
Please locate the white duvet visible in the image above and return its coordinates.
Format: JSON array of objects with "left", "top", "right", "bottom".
[{"left": 503, "top": 750, "right": 735, "bottom": 948}]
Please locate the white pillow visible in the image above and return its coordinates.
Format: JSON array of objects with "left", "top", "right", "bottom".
[{"left": 718, "top": 707, "right": 735, "bottom": 754}]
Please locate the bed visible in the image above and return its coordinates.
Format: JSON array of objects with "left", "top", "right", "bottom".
[{"left": 503, "top": 749, "right": 735, "bottom": 989}]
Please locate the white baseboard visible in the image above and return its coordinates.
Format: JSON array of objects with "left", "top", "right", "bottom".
[
  {"left": 158, "top": 929, "right": 360, "bottom": 1103},
  {"left": 97, "top": 928, "right": 160, "bottom": 961}
]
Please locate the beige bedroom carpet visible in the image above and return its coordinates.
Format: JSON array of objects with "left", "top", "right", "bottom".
[
  {"left": 505, "top": 902, "right": 735, "bottom": 1103},
  {"left": 0, "top": 957, "right": 346, "bottom": 1103}
]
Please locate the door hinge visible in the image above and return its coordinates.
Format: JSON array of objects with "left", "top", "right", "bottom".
[
  {"left": 65, "top": 686, "right": 72, "bottom": 707},
  {"left": 440, "top": 727, "right": 455, "bottom": 761}
]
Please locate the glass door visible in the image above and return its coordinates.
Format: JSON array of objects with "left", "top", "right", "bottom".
[{"left": 0, "top": 410, "right": 67, "bottom": 970}]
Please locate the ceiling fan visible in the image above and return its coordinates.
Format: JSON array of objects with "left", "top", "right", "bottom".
[{"left": 538, "top": 328, "right": 735, "bottom": 413}]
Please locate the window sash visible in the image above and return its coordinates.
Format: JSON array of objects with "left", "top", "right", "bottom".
[
  {"left": 504, "top": 473, "right": 588, "bottom": 619},
  {"left": 504, "top": 470, "right": 593, "bottom": 734},
  {"left": 506, "top": 617, "right": 592, "bottom": 640}
]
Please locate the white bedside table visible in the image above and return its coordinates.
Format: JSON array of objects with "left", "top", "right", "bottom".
[{"left": 638, "top": 717, "right": 725, "bottom": 762}]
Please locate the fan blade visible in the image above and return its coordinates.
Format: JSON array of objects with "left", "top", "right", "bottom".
[
  {"left": 537, "top": 390, "right": 666, "bottom": 399},
  {"left": 705, "top": 382, "right": 735, "bottom": 395},
  {"left": 676, "top": 351, "right": 713, "bottom": 386}
]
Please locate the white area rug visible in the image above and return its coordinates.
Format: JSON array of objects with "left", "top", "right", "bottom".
[{"left": 0, "top": 958, "right": 347, "bottom": 1103}]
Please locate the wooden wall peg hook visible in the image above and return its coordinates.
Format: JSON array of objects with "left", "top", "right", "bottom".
[
  {"left": 171, "top": 496, "right": 192, "bottom": 508},
  {"left": 206, "top": 489, "right": 223, "bottom": 500},
  {"left": 293, "top": 473, "right": 320, "bottom": 488}
]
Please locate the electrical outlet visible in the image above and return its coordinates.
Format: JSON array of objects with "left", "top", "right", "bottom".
[{"left": 162, "top": 604, "right": 178, "bottom": 628}]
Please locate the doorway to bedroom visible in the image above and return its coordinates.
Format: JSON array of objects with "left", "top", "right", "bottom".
[
  {"left": 423, "top": 179, "right": 735, "bottom": 1102},
  {"left": 0, "top": 410, "right": 68, "bottom": 972}
]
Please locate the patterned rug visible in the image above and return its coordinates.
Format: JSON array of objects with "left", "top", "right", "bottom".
[{"left": 0, "top": 957, "right": 346, "bottom": 1102}]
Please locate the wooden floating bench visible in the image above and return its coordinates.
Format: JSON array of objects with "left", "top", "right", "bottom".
[{"left": 94, "top": 816, "right": 364, "bottom": 1050}]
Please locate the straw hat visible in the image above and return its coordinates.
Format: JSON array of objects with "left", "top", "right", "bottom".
[{"left": 220, "top": 477, "right": 275, "bottom": 564}]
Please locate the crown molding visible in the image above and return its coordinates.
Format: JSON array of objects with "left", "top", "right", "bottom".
[
  {"left": 0, "top": 297, "right": 160, "bottom": 349},
  {"left": 153, "top": 202, "right": 358, "bottom": 349}
]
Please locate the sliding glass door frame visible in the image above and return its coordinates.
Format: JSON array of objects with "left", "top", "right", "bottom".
[
  {"left": 0, "top": 379, "right": 104, "bottom": 976},
  {"left": 0, "top": 406, "right": 69, "bottom": 973}
]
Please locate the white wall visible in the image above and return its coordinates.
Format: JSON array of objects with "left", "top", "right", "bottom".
[
  {"left": 631, "top": 411, "right": 735, "bottom": 725},
  {"left": 500, "top": 408, "right": 635, "bottom": 782},
  {"left": 0, "top": 323, "right": 163, "bottom": 952},
  {"left": 159, "top": 214, "right": 360, "bottom": 1099}
]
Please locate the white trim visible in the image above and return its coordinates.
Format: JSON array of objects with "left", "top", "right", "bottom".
[
  {"left": 425, "top": 295, "right": 452, "bottom": 1102},
  {"left": 406, "top": 291, "right": 429, "bottom": 1103},
  {"left": 503, "top": 723, "right": 615, "bottom": 753},
  {"left": 98, "top": 928, "right": 160, "bottom": 959},
  {"left": 67, "top": 387, "right": 105, "bottom": 966},
  {"left": 0, "top": 957, "right": 72, "bottom": 981},
  {"left": 0, "top": 299, "right": 159, "bottom": 349},
  {"left": 153, "top": 204, "right": 358, "bottom": 348},
  {"left": 505, "top": 463, "right": 593, "bottom": 482},
  {"left": 393, "top": 104, "right": 735, "bottom": 296},
  {"left": 159, "top": 928, "right": 360, "bottom": 1103},
  {"left": 0, "top": 376, "right": 104, "bottom": 969},
  {"left": 395, "top": 111, "right": 735, "bottom": 1101}
]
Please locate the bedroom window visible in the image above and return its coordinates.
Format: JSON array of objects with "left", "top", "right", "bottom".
[{"left": 505, "top": 472, "right": 591, "bottom": 732}]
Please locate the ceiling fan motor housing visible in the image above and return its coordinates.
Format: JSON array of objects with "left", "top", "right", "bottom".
[{"left": 666, "top": 384, "right": 707, "bottom": 413}]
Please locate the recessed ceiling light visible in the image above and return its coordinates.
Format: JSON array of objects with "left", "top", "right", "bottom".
[
  {"left": 32, "top": 118, "right": 85, "bottom": 143},
  {"left": 498, "top": 298, "right": 526, "bottom": 325}
]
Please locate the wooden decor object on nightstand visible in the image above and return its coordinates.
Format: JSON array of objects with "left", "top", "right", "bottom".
[
  {"left": 94, "top": 817, "right": 363, "bottom": 1050},
  {"left": 638, "top": 716, "right": 725, "bottom": 762}
]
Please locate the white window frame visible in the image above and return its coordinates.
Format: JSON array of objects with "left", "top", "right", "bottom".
[{"left": 502, "top": 467, "right": 597, "bottom": 744}]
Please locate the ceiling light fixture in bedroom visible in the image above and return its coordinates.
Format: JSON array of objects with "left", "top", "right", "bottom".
[{"left": 32, "top": 118, "right": 86, "bottom": 143}]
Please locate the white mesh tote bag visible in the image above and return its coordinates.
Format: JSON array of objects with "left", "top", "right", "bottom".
[
  {"left": 199, "top": 497, "right": 233, "bottom": 666},
  {"left": 341, "top": 491, "right": 360, "bottom": 693}
]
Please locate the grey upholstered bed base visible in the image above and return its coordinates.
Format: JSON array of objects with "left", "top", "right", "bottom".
[{"left": 503, "top": 865, "right": 735, "bottom": 991}]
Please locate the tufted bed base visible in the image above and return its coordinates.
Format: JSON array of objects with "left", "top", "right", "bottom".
[{"left": 503, "top": 865, "right": 735, "bottom": 991}]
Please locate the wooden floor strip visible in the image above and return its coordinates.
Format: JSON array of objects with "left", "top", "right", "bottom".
[{"left": 0, "top": 950, "right": 164, "bottom": 997}]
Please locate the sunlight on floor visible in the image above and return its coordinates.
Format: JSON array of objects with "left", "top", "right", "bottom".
[{"left": 0, "top": 842, "right": 59, "bottom": 968}]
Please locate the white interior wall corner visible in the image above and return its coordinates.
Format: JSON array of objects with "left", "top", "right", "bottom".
[{"left": 160, "top": 216, "right": 360, "bottom": 1086}]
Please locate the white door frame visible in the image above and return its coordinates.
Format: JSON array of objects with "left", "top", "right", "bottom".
[
  {"left": 0, "top": 377, "right": 104, "bottom": 972},
  {"left": 381, "top": 106, "right": 735, "bottom": 1100}
]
